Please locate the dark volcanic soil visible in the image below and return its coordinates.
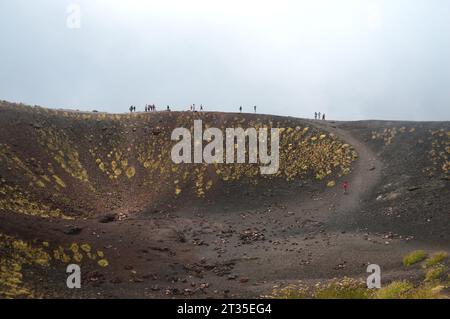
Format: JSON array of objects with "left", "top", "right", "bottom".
[{"left": 0, "top": 101, "right": 449, "bottom": 298}]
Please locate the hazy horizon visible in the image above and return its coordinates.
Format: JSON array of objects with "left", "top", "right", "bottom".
[{"left": 1, "top": 0, "right": 450, "bottom": 121}]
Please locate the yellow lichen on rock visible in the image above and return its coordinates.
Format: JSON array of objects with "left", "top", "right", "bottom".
[
  {"left": 0, "top": 234, "right": 111, "bottom": 298},
  {"left": 0, "top": 180, "right": 70, "bottom": 219},
  {"left": 36, "top": 127, "right": 89, "bottom": 183},
  {"left": 126, "top": 166, "right": 136, "bottom": 179},
  {"left": 98, "top": 259, "right": 109, "bottom": 267}
]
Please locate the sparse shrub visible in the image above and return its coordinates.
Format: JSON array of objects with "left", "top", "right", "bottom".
[
  {"left": 376, "top": 281, "right": 413, "bottom": 299},
  {"left": 273, "top": 285, "right": 309, "bottom": 299},
  {"left": 274, "top": 279, "right": 448, "bottom": 300},
  {"left": 406, "top": 285, "right": 444, "bottom": 299},
  {"left": 314, "top": 281, "right": 371, "bottom": 299},
  {"left": 273, "top": 278, "right": 373, "bottom": 299},
  {"left": 425, "top": 265, "right": 447, "bottom": 282},
  {"left": 424, "top": 252, "right": 448, "bottom": 268},
  {"left": 326, "top": 180, "right": 336, "bottom": 188},
  {"left": 126, "top": 166, "right": 136, "bottom": 179},
  {"left": 403, "top": 250, "right": 427, "bottom": 266}
]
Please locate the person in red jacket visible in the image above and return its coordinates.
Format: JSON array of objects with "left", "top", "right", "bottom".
[{"left": 343, "top": 181, "right": 349, "bottom": 195}]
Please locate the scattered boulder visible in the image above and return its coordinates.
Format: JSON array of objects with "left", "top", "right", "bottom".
[
  {"left": 63, "top": 225, "right": 83, "bottom": 235},
  {"left": 176, "top": 231, "right": 187, "bottom": 243},
  {"left": 227, "top": 274, "right": 237, "bottom": 280},
  {"left": 98, "top": 213, "right": 116, "bottom": 223},
  {"left": 239, "top": 228, "right": 265, "bottom": 244}
]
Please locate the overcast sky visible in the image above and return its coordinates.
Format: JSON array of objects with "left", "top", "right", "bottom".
[{"left": 0, "top": 0, "right": 449, "bottom": 120}]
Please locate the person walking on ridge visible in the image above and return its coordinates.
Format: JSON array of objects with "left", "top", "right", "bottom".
[{"left": 343, "top": 181, "right": 349, "bottom": 195}]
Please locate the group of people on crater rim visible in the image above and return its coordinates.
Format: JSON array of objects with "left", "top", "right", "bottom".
[
  {"left": 144, "top": 104, "right": 157, "bottom": 112},
  {"left": 128, "top": 104, "right": 261, "bottom": 114},
  {"left": 239, "top": 105, "right": 257, "bottom": 113},
  {"left": 129, "top": 104, "right": 206, "bottom": 113},
  {"left": 129, "top": 104, "right": 166, "bottom": 112},
  {"left": 189, "top": 104, "right": 204, "bottom": 112},
  {"left": 314, "top": 112, "right": 326, "bottom": 120},
  {"left": 130, "top": 105, "right": 327, "bottom": 122}
]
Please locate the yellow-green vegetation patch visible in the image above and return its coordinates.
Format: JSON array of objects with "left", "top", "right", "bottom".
[
  {"left": 52, "top": 175, "right": 66, "bottom": 188},
  {"left": 0, "top": 181, "right": 70, "bottom": 219},
  {"left": 327, "top": 180, "right": 336, "bottom": 188},
  {"left": 271, "top": 278, "right": 373, "bottom": 299},
  {"left": 272, "top": 278, "right": 448, "bottom": 300},
  {"left": 0, "top": 233, "right": 51, "bottom": 298},
  {"left": 0, "top": 144, "right": 49, "bottom": 189},
  {"left": 376, "top": 281, "right": 447, "bottom": 299},
  {"left": 90, "top": 147, "right": 134, "bottom": 181},
  {"left": 371, "top": 126, "right": 418, "bottom": 145},
  {"left": 126, "top": 166, "right": 136, "bottom": 179},
  {"left": 0, "top": 233, "right": 110, "bottom": 299},
  {"left": 372, "top": 127, "right": 401, "bottom": 145},
  {"left": 403, "top": 250, "right": 427, "bottom": 266},
  {"left": 175, "top": 185, "right": 182, "bottom": 196},
  {"left": 98, "top": 259, "right": 109, "bottom": 267},
  {"left": 36, "top": 126, "right": 89, "bottom": 183},
  {"left": 271, "top": 250, "right": 449, "bottom": 299},
  {"left": 425, "top": 265, "right": 447, "bottom": 282},
  {"left": 376, "top": 281, "right": 413, "bottom": 299},
  {"left": 404, "top": 285, "right": 447, "bottom": 299},
  {"left": 313, "top": 279, "right": 371, "bottom": 299},
  {"left": 425, "top": 252, "right": 449, "bottom": 268}
]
